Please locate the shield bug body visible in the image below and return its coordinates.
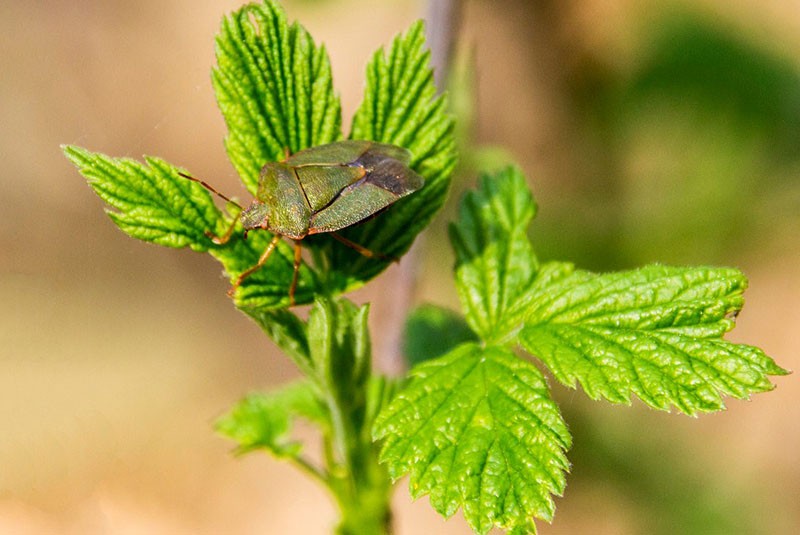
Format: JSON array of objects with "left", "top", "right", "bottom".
[{"left": 181, "top": 140, "right": 424, "bottom": 305}]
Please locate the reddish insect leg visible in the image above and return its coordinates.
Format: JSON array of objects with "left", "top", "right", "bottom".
[
  {"left": 330, "top": 232, "right": 397, "bottom": 262},
  {"left": 288, "top": 240, "right": 302, "bottom": 306},
  {"left": 178, "top": 171, "right": 240, "bottom": 206},
  {"left": 208, "top": 217, "right": 238, "bottom": 245},
  {"left": 228, "top": 233, "right": 281, "bottom": 296},
  {"left": 177, "top": 171, "right": 241, "bottom": 245}
]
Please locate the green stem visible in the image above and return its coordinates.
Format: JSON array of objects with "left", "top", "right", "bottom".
[
  {"left": 322, "top": 390, "right": 392, "bottom": 535},
  {"left": 289, "top": 455, "right": 329, "bottom": 488},
  {"left": 331, "top": 430, "right": 392, "bottom": 535},
  {"left": 272, "top": 295, "right": 393, "bottom": 534}
]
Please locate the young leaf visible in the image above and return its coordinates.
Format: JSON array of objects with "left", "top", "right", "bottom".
[
  {"left": 64, "top": 145, "right": 223, "bottom": 252},
  {"left": 321, "top": 20, "right": 457, "bottom": 287},
  {"left": 374, "top": 343, "right": 571, "bottom": 535},
  {"left": 308, "top": 297, "right": 371, "bottom": 399},
  {"left": 520, "top": 264, "right": 789, "bottom": 414},
  {"left": 213, "top": 0, "right": 342, "bottom": 193},
  {"left": 403, "top": 304, "right": 478, "bottom": 366},
  {"left": 64, "top": 142, "right": 322, "bottom": 308},
  {"left": 216, "top": 380, "right": 327, "bottom": 457},
  {"left": 449, "top": 166, "right": 539, "bottom": 343}
]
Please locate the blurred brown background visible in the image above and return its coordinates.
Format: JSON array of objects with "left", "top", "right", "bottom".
[{"left": 1, "top": 0, "right": 798, "bottom": 533}]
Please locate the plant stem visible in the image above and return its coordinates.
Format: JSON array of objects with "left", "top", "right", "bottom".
[
  {"left": 333, "top": 446, "right": 392, "bottom": 535},
  {"left": 426, "top": 0, "right": 464, "bottom": 90},
  {"left": 322, "top": 387, "right": 392, "bottom": 534},
  {"left": 289, "top": 455, "right": 329, "bottom": 488},
  {"left": 309, "top": 297, "right": 393, "bottom": 534},
  {"left": 374, "top": 0, "right": 465, "bottom": 377}
]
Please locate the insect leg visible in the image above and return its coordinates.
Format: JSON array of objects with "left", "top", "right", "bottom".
[
  {"left": 209, "top": 217, "right": 238, "bottom": 245},
  {"left": 178, "top": 171, "right": 242, "bottom": 244},
  {"left": 288, "top": 240, "right": 303, "bottom": 307},
  {"left": 227, "top": 233, "right": 282, "bottom": 296},
  {"left": 178, "top": 172, "right": 242, "bottom": 208},
  {"left": 330, "top": 232, "right": 397, "bottom": 262}
]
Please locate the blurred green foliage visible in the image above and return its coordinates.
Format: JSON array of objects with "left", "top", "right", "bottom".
[
  {"left": 535, "top": 10, "right": 800, "bottom": 269},
  {"left": 402, "top": 304, "right": 477, "bottom": 366},
  {"left": 629, "top": 14, "right": 800, "bottom": 152},
  {"left": 561, "top": 400, "right": 791, "bottom": 535}
]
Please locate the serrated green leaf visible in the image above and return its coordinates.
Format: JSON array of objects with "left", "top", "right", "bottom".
[
  {"left": 64, "top": 145, "right": 224, "bottom": 252},
  {"left": 65, "top": 145, "right": 319, "bottom": 307},
  {"left": 213, "top": 0, "right": 342, "bottom": 193},
  {"left": 403, "top": 304, "right": 478, "bottom": 366},
  {"left": 449, "top": 166, "right": 539, "bottom": 343},
  {"left": 216, "top": 380, "right": 327, "bottom": 457},
  {"left": 317, "top": 19, "right": 456, "bottom": 288},
  {"left": 374, "top": 343, "right": 571, "bottom": 534},
  {"left": 520, "top": 264, "right": 789, "bottom": 414}
]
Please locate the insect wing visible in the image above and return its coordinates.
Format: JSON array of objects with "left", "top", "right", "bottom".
[
  {"left": 287, "top": 140, "right": 370, "bottom": 166},
  {"left": 308, "top": 157, "right": 424, "bottom": 234},
  {"left": 287, "top": 140, "right": 411, "bottom": 167},
  {"left": 295, "top": 164, "right": 365, "bottom": 212},
  {"left": 356, "top": 142, "right": 411, "bottom": 165},
  {"left": 258, "top": 161, "right": 312, "bottom": 239}
]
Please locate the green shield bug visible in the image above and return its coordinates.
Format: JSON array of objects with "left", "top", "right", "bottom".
[{"left": 181, "top": 140, "right": 424, "bottom": 305}]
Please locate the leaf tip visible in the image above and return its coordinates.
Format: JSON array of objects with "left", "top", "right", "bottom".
[{"left": 62, "top": 144, "right": 90, "bottom": 167}]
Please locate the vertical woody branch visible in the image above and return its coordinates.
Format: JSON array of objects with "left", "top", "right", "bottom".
[{"left": 374, "top": 0, "right": 464, "bottom": 375}]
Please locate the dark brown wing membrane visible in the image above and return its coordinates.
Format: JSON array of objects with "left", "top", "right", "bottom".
[{"left": 308, "top": 158, "right": 424, "bottom": 234}]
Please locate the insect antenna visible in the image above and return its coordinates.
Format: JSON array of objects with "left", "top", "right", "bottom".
[{"left": 178, "top": 171, "right": 243, "bottom": 210}]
